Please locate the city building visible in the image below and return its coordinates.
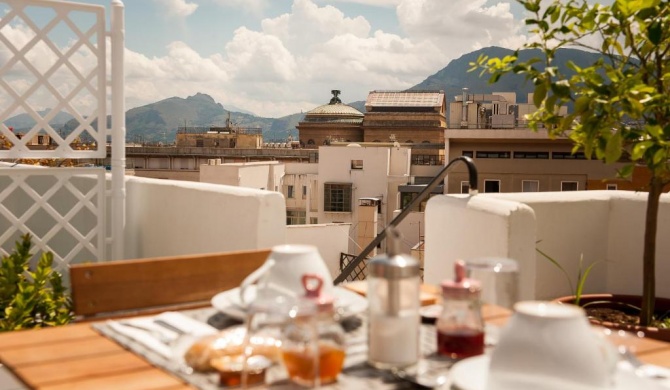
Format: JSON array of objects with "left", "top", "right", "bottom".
[
  {"left": 296, "top": 90, "right": 365, "bottom": 147},
  {"left": 443, "top": 89, "right": 632, "bottom": 193}
]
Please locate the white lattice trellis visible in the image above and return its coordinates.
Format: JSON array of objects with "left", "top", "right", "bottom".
[
  {"left": 0, "top": 0, "right": 125, "bottom": 265},
  {"left": 0, "top": 168, "right": 105, "bottom": 272},
  {"left": 0, "top": 0, "right": 106, "bottom": 159}
]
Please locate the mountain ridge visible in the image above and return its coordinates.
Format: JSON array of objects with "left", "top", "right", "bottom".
[{"left": 5, "top": 46, "right": 606, "bottom": 143}]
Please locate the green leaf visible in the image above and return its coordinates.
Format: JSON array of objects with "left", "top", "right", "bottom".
[
  {"left": 534, "top": 83, "right": 547, "bottom": 107},
  {"left": 575, "top": 256, "right": 602, "bottom": 306},
  {"left": 551, "top": 80, "right": 572, "bottom": 99},
  {"left": 537, "top": 247, "right": 574, "bottom": 297},
  {"left": 605, "top": 129, "right": 623, "bottom": 164}
]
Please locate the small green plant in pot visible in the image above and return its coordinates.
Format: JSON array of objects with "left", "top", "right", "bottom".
[
  {"left": 472, "top": 0, "right": 670, "bottom": 326},
  {"left": 536, "top": 247, "right": 601, "bottom": 307},
  {"left": 0, "top": 233, "right": 73, "bottom": 331}
]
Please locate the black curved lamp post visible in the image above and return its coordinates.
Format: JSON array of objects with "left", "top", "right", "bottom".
[{"left": 333, "top": 156, "right": 479, "bottom": 285}]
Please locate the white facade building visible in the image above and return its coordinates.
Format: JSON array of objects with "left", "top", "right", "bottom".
[
  {"left": 316, "top": 144, "right": 412, "bottom": 254},
  {"left": 200, "top": 160, "right": 284, "bottom": 191}
]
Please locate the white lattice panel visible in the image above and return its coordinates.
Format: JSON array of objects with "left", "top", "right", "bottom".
[
  {"left": 0, "top": 0, "right": 106, "bottom": 158},
  {"left": 0, "top": 167, "right": 105, "bottom": 272}
]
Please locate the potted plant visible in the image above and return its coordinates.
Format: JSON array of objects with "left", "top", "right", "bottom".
[
  {"left": 538, "top": 247, "right": 670, "bottom": 341},
  {"left": 0, "top": 233, "right": 73, "bottom": 331},
  {"left": 472, "top": 0, "right": 670, "bottom": 326}
]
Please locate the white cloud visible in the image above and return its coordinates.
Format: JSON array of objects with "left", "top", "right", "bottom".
[
  {"left": 398, "top": 0, "right": 527, "bottom": 55},
  {"left": 262, "top": 0, "right": 372, "bottom": 54},
  {"left": 315, "top": 0, "right": 401, "bottom": 7},
  {"left": 3, "top": 0, "right": 536, "bottom": 118},
  {"left": 153, "top": 0, "right": 198, "bottom": 17},
  {"left": 212, "top": 0, "right": 269, "bottom": 15}
]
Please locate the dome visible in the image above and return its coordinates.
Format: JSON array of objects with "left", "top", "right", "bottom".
[
  {"left": 306, "top": 103, "right": 364, "bottom": 117},
  {"left": 302, "top": 90, "right": 364, "bottom": 124}
]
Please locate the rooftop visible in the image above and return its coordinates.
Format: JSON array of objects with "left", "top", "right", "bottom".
[{"left": 365, "top": 90, "right": 445, "bottom": 108}]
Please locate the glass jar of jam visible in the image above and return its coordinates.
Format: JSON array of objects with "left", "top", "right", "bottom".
[
  {"left": 436, "top": 260, "right": 485, "bottom": 359},
  {"left": 280, "top": 274, "right": 345, "bottom": 387}
]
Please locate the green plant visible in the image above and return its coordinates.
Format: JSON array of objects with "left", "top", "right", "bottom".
[
  {"left": 471, "top": 0, "right": 670, "bottom": 326},
  {"left": 0, "top": 233, "right": 73, "bottom": 331},
  {"left": 536, "top": 247, "right": 601, "bottom": 306}
]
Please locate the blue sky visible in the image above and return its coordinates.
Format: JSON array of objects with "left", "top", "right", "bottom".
[{"left": 2, "top": 0, "right": 558, "bottom": 118}]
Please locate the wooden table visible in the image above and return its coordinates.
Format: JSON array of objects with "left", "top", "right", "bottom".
[{"left": 2, "top": 288, "right": 670, "bottom": 389}]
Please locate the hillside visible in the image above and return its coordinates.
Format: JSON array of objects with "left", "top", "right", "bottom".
[
  {"left": 411, "top": 46, "right": 608, "bottom": 103},
  {"left": 124, "top": 93, "right": 302, "bottom": 143},
  {"left": 5, "top": 109, "right": 74, "bottom": 132},
  {"left": 5, "top": 47, "right": 606, "bottom": 143}
]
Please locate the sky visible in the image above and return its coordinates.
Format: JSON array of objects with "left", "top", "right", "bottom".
[{"left": 2, "top": 0, "right": 547, "bottom": 118}]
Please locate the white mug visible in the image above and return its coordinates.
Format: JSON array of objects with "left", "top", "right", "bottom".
[
  {"left": 488, "top": 301, "right": 618, "bottom": 389},
  {"left": 239, "top": 244, "right": 333, "bottom": 307}
]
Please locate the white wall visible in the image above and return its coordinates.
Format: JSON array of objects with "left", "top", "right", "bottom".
[
  {"left": 286, "top": 223, "right": 351, "bottom": 280},
  {"left": 125, "top": 176, "right": 287, "bottom": 259},
  {"left": 424, "top": 191, "right": 670, "bottom": 301},
  {"left": 424, "top": 195, "right": 537, "bottom": 301},
  {"left": 200, "top": 161, "right": 282, "bottom": 191},
  {"left": 317, "top": 145, "right": 411, "bottom": 254}
]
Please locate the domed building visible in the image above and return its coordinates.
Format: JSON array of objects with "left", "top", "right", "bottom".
[{"left": 297, "top": 90, "right": 364, "bottom": 148}]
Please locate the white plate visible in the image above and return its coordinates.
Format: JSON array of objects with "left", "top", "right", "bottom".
[
  {"left": 450, "top": 355, "right": 665, "bottom": 390},
  {"left": 211, "top": 285, "right": 368, "bottom": 320}
]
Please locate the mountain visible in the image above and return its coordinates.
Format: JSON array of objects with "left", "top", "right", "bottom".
[
  {"left": 410, "top": 46, "right": 608, "bottom": 103},
  {"left": 6, "top": 47, "right": 604, "bottom": 144},
  {"left": 124, "top": 93, "right": 302, "bottom": 143},
  {"left": 4, "top": 109, "right": 74, "bottom": 131},
  {"left": 56, "top": 92, "right": 301, "bottom": 143}
]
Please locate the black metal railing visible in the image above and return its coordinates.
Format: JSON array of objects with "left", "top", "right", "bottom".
[
  {"left": 339, "top": 252, "right": 367, "bottom": 282},
  {"left": 333, "top": 156, "right": 479, "bottom": 285}
]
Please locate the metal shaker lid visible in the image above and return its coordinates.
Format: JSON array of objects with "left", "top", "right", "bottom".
[
  {"left": 368, "top": 227, "right": 420, "bottom": 279},
  {"left": 441, "top": 260, "right": 481, "bottom": 297}
]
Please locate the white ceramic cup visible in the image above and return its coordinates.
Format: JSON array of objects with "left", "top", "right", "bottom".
[
  {"left": 488, "top": 301, "right": 618, "bottom": 389},
  {"left": 239, "top": 244, "right": 333, "bottom": 307}
]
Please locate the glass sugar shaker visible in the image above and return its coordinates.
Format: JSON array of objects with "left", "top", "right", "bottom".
[
  {"left": 280, "top": 274, "right": 346, "bottom": 387},
  {"left": 367, "top": 227, "right": 421, "bottom": 369},
  {"left": 436, "top": 260, "right": 485, "bottom": 359}
]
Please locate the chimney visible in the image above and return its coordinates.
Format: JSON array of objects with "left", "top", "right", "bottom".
[{"left": 461, "top": 87, "right": 469, "bottom": 128}]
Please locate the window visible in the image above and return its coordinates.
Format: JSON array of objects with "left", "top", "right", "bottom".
[
  {"left": 412, "top": 154, "right": 444, "bottom": 165},
  {"left": 462, "top": 151, "right": 474, "bottom": 158},
  {"left": 553, "top": 152, "right": 586, "bottom": 159},
  {"left": 561, "top": 181, "right": 579, "bottom": 191},
  {"left": 324, "top": 183, "right": 352, "bottom": 212},
  {"left": 476, "top": 151, "right": 511, "bottom": 159},
  {"left": 514, "top": 151, "right": 549, "bottom": 159},
  {"left": 607, "top": 184, "right": 618, "bottom": 190},
  {"left": 460, "top": 181, "right": 470, "bottom": 194},
  {"left": 287, "top": 185, "right": 294, "bottom": 198},
  {"left": 310, "top": 217, "right": 318, "bottom": 224},
  {"left": 195, "top": 139, "right": 204, "bottom": 147},
  {"left": 351, "top": 159, "right": 363, "bottom": 169},
  {"left": 484, "top": 180, "right": 501, "bottom": 193},
  {"left": 302, "top": 185, "right": 307, "bottom": 199},
  {"left": 401, "top": 192, "right": 436, "bottom": 212},
  {"left": 522, "top": 180, "right": 540, "bottom": 192},
  {"left": 286, "top": 210, "right": 306, "bottom": 225}
]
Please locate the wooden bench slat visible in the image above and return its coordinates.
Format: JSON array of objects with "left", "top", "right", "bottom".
[
  {"left": 70, "top": 249, "right": 270, "bottom": 317},
  {"left": 39, "top": 368, "right": 193, "bottom": 390}
]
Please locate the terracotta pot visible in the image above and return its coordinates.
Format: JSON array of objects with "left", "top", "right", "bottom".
[{"left": 552, "top": 294, "right": 670, "bottom": 342}]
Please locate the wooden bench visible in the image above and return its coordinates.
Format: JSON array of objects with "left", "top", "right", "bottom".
[{"left": 69, "top": 249, "right": 270, "bottom": 320}]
